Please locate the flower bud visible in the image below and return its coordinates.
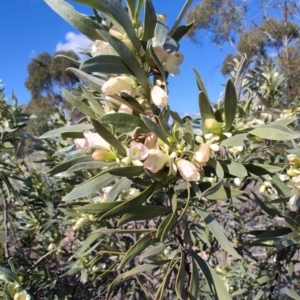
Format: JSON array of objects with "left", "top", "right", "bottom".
[
  {"left": 102, "top": 76, "right": 135, "bottom": 96},
  {"left": 151, "top": 85, "right": 168, "bottom": 108},
  {"left": 287, "top": 169, "right": 298, "bottom": 177},
  {"left": 144, "top": 149, "right": 169, "bottom": 173},
  {"left": 92, "top": 150, "right": 116, "bottom": 161},
  {"left": 176, "top": 159, "right": 200, "bottom": 182},
  {"left": 204, "top": 118, "right": 222, "bottom": 135},
  {"left": 193, "top": 144, "right": 211, "bottom": 166},
  {"left": 144, "top": 133, "right": 158, "bottom": 149}
]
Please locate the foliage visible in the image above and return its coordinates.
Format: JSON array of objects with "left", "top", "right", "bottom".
[
  {"left": 1, "top": 0, "right": 300, "bottom": 299},
  {"left": 187, "top": 0, "right": 300, "bottom": 105},
  {"left": 24, "top": 50, "right": 81, "bottom": 137}
]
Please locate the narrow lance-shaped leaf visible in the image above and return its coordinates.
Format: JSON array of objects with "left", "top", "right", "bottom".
[
  {"left": 91, "top": 119, "right": 127, "bottom": 156},
  {"left": 73, "top": 0, "right": 141, "bottom": 51},
  {"left": 40, "top": 123, "right": 93, "bottom": 139},
  {"left": 106, "top": 177, "right": 132, "bottom": 201},
  {"left": 79, "top": 84, "right": 106, "bottom": 117},
  {"left": 191, "top": 252, "right": 232, "bottom": 300},
  {"left": 224, "top": 78, "right": 237, "bottom": 131},
  {"left": 80, "top": 55, "right": 133, "bottom": 75},
  {"left": 195, "top": 206, "right": 242, "bottom": 259},
  {"left": 63, "top": 172, "right": 116, "bottom": 202},
  {"left": 44, "top": 0, "right": 104, "bottom": 41},
  {"left": 61, "top": 87, "right": 97, "bottom": 118},
  {"left": 141, "top": 0, "right": 156, "bottom": 41},
  {"left": 118, "top": 233, "right": 156, "bottom": 269},
  {"left": 108, "top": 166, "right": 144, "bottom": 177},
  {"left": 193, "top": 68, "right": 210, "bottom": 102},
  {"left": 175, "top": 249, "right": 185, "bottom": 299},
  {"left": 99, "top": 182, "right": 157, "bottom": 220},
  {"left": 198, "top": 92, "right": 214, "bottom": 135}
]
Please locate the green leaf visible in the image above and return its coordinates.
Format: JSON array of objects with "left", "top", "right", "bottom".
[
  {"left": 40, "top": 123, "right": 93, "bottom": 139},
  {"left": 281, "top": 287, "right": 300, "bottom": 300},
  {"left": 92, "top": 228, "right": 154, "bottom": 234},
  {"left": 44, "top": 0, "right": 104, "bottom": 41},
  {"left": 198, "top": 92, "right": 214, "bottom": 134},
  {"left": 221, "top": 133, "right": 247, "bottom": 147},
  {"left": 61, "top": 87, "right": 97, "bottom": 118},
  {"left": 99, "top": 182, "right": 157, "bottom": 220},
  {"left": 141, "top": 0, "right": 156, "bottom": 40},
  {"left": 91, "top": 119, "right": 127, "bottom": 156},
  {"left": 80, "top": 84, "right": 106, "bottom": 117},
  {"left": 73, "top": 233, "right": 101, "bottom": 258},
  {"left": 175, "top": 249, "right": 185, "bottom": 299},
  {"left": 171, "top": 21, "right": 194, "bottom": 42},
  {"left": 73, "top": 0, "right": 141, "bottom": 51},
  {"left": 80, "top": 55, "right": 133, "bottom": 75},
  {"left": 139, "top": 244, "right": 169, "bottom": 262},
  {"left": 191, "top": 252, "right": 232, "bottom": 300},
  {"left": 188, "top": 256, "right": 200, "bottom": 300},
  {"left": 118, "top": 205, "right": 169, "bottom": 226},
  {"left": 107, "top": 261, "right": 167, "bottom": 298},
  {"left": 63, "top": 172, "right": 116, "bottom": 201},
  {"left": 204, "top": 185, "right": 243, "bottom": 200},
  {"left": 195, "top": 206, "right": 242, "bottom": 259},
  {"left": 0, "top": 266, "right": 20, "bottom": 284},
  {"left": 67, "top": 68, "right": 106, "bottom": 91},
  {"left": 193, "top": 68, "right": 210, "bottom": 103},
  {"left": 106, "top": 177, "right": 132, "bottom": 201},
  {"left": 67, "top": 161, "right": 114, "bottom": 172},
  {"left": 108, "top": 166, "right": 144, "bottom": 177},
  {"left": 249, "top": 123, "right": 300, "bottom": 141},
  {"left": 224, "top": 79, "right": 237, "bottom": 131},
  {"left": 168, "top": 0, "right": 194, "bottom": 37},
  {"left": 141, "top": 115, "right": 172, "bottom": 147},
  {"left": 100, "top": 113, "right": 150, "bottom": 133},
  {"left": 95, "top": 28, "right": 150, "bottom": 98},
  {"left": 48, "top": 155, "right": 92, "bottom": 175},
  {"left": 220, "top": 160, "right": 248, "bottom": 178},
  {"left": 76, "top": 201, "right": 125, "bottom": 214},
  {"left": 55, "top": 54, "right": 81, "bottom": 67},
  {"left": 244, "top": 164, "right": 282, "bottom": 175},
  {"left": 118, "top": 233, "right": 156, "bottom": 269}
]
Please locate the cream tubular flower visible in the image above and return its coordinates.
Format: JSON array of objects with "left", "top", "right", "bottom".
[
  {"left": 144, "top": 149, "right": 169, "bottom": 173},
  {"left": 193, "top": 144, "right": 211, "bottom": 166},
  {"left": 176, "top": 159, "right": 200, "bottom": 182},
  {"left": 288, "top": 190, "right": 300, "bottom": 211},
  {"left": 102, "top": 76, "right": 135, "bottom": 96},
  {"left": 127, "top": 142, "right": 149, "bottom": 161},
  {"left": 164, "top": 51, "right": 184, "bottom": 76},
  {"left": 91, "top": 40, "right": 118, "bottom": 56},
  {"left": 151, "top": 85, "right": 168, "bottom": 108},
  {"left": 74, "top": 131, "right": 110, "bottom": 151},
  {"left": 14, "top": 291, "right": 31, "bottom": 300},
  {"left": 144, "top": 133, "right": 158, "bottom": 149}
]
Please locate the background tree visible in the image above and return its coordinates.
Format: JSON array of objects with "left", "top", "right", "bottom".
[
  {"left": 186, "top": 0, "right": 300, "bottom": 105},
  {"left": 25, "top": 50, "right": 80, "bottom": 136}
]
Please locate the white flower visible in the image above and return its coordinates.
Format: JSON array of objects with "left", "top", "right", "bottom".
[
  {"left": 176, "top": 159, "right": 200, "bottom": 182},
  {"left": 144, "top": 149, "right": 169, "bottom": 173},
  {"left": 144, "top": 133, "right": 158, "bottom": 149},
  {"left": 14, "top": 291, "right": 31, "bottom": 300},
  {"left": 127, "top": 142, "right": 149, "bottom": 161},
  {"left": 152, "top": 43, "right": 184, "bottom": 76},
  {"left": 74, "top": 131, "right": 110, "bottom": 152},
  {"left": 151, "top": 85, "right": 168, "bottom": 108},
  {"left": 288, "top": 190, "right": 300, "bottom": 211},
  {"left": 193, "top": 144, "right": 211, "bottom": 166},
  {"left": 102, "top": 76, "right": 135, "bottom": 96},
  {"left": 91, "top": 40, "right": 118, "bottom": 56}
]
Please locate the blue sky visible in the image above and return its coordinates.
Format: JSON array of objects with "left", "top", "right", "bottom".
[{"left": 0, "top": 0, "right": 233, "bottom": 115}]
